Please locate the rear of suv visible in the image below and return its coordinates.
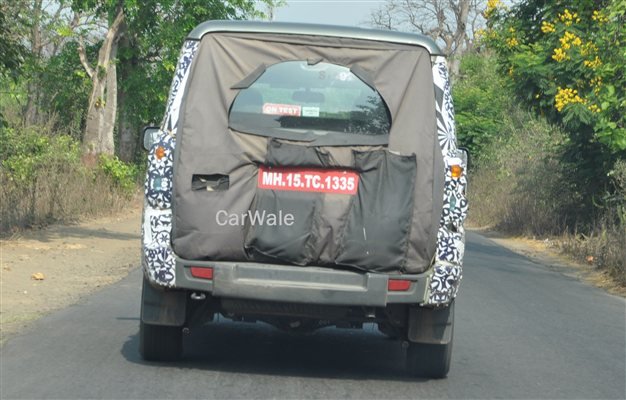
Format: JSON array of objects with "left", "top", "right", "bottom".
[{"left": 140, "top": 20, "right": 468, "bottom": 379}]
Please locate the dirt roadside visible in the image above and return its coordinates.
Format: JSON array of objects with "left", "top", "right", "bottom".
[{"left": 0, "top": 204, "right": 142, "bottom": 345}]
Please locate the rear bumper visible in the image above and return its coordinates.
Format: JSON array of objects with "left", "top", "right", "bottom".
[{"left": 175, "top": 259, "right": 430, "bottom": 307}]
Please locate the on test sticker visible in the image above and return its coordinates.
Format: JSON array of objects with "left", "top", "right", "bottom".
[
  {"left": 302, "top": 107, "right": 320, "bottom": 117},
  {"left": 262, "top": 103, "right": 302, "bottom": 116}
]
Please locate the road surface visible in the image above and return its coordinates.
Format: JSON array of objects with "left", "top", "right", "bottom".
[{"left": 1, "top": 232, "right": 625, "bottom": 399}]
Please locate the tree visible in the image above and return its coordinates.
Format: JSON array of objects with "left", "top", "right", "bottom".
[
  {"left": 483, "top": 0, "right": 626, "bottom": 221},
  {"left": 0, "top": 7, "right": 24, "bottom": 79},
  {"left": 113, "top": 0, "right": 271, "bottom": 161},
  {"left": 69, "top": 0, "right": 273, "bottom": 161},
  {"left": 263, "top": 0, "right": 287, "bottom": 21},
  {"left": 72, "top": 1, "right": 125, "bottom": 159},
  {"left": 1, "top": 1, "right": 79, "bottom": 125},
  {"left": 0, "top": 6, "right": 24, "bottom": 127},
  {"left": 369, "top": 0, "right": 484, "bottom": 74}
]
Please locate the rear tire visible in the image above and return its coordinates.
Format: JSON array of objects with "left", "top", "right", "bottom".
[
  {"left": 139, "top": 320, "right": 183, "bottom": 361},
  {"left": 377, "top": 322, "right": 400, "bottom": 339},
  {"left": 406, "top": 338, "right": 453, "bottom": 379}
]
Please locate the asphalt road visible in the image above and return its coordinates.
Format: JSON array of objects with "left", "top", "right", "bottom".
[{"left": 1, "top": 232, "right": 625, "bottom": 399}]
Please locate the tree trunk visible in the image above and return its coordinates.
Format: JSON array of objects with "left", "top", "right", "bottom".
[
  {"left": 447, "top": 0, "right": 471, "bottom": 79},
  {"left": 116, "top": 28, "right": 136, "bottom": 162},
  {"left": 118, "top": 115, "right": 137, "bottom": 162},
  {"left": 80, "top": 5, "right": 125, "bottom": 162},
  {"left": 24, "top": 0, "right": 42, "bottom": 126}
]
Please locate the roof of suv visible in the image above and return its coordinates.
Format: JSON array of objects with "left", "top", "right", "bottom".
[{"left": 187, "top": 20, "right": 443, "bottom": 56}]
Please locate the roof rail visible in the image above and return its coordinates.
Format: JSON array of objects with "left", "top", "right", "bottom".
[{"left": 187, "top": 20, "right": 443, "bottom": 56}]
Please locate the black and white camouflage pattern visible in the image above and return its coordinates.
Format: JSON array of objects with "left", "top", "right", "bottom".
[
  {"left": 427, "top": 57, "right": 468, "bottom": 306},
  {"left": 142, "top": 40, "right": 199, "bottom": 287},
  {"left": 145, "top": 134, "right": 175, "bottom": 209},
  {"left": 433, "top": 59, "right": 457, "bottom": 157}
]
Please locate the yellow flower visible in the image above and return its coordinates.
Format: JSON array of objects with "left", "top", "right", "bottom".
[
  {"left": 552, "top": 47, "right": 569, "bottom": 62},
  {"left": 592, "top": 10, "right": 609, "bottom": 23},
  {"left": 588, "top": 104, "right": 601, "bottom": 113},
  {"left": 487, "top": 0, "right": 501, "bottom": 10},
  {"left": 555, "top": 87, "right": 586, "bottom": 112},
  {"left": 541, "top": 21, "right": 555, "bottom": 33},
  {"left": 591, "top": 76, "right": 603, "bottom": 95},
  {"left": 558, "top": 32, "right": 582, "bottom": 52},
  {"left": 506, "top": 37, "right": 519, "bottom": 48},
  {"left": 584, "top": 56, "right": 602, "bottom": 69},
  {"left": 590, "top": 76, "right": 603, "bottom": 88},
  {"left": 558, "top": 9, "right": 580, "bottom": 26},
  {"left": 485, "top": 0, "right": 501, "bottom": 18},
  {"left": 581, "top": 41, "right": 599, "bottom": 56}
]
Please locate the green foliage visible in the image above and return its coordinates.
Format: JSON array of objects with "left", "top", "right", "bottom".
[
  {"left": 484, "top": 0, "right": 626, "bottom": 153},
  {"left": 605, "top": 159, "right": 626, "bottom": 226},
  {"left": 0, "top": 123, "right": 136, "bottom": 232},
  {"left": 465, "top": 48, "right": 626, "bottom": 282},
  {"left": 0, "top": 125, "right": 81, "bottom": 183},
  {"left": 482, "top": 0, "right": 626, "bottom": 222},
  {"left": 0, "top": 8, "right": 24, "bottom": 80},
  {"left": 468, "top": 103, "right": 579, "bottom": 235},
  {"left": 453, "top": 52, "right": 512, "bottom": 159},
  {"left": 97, "top": 154, "right": 138, "bottom": 195},
  {"left": 39, "top": 42, "right": 93, "bottom": 138},
  {"left": 115, "top": 0, "right": 267, "bottom": 160},
  {"left": 0, "top": 7, "right": 25, "bottom": 126}
]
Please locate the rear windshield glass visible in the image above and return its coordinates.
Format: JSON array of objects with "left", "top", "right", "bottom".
[{"left": 228, "top": 61, "right": 391, "bottom": 145}]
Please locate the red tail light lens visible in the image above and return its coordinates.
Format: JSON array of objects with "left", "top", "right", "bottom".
[
  {"left": 190, "top": 266, "right": 213, "bottom": 280},
  {"left": 388, "top": 279, "right": 411, "bottom": 291}
]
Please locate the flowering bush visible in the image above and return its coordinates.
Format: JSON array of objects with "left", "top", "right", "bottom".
[
  {"left": 483, "top": 0, "right": 626, "bottom": 153},
  {"left": 478, "top": 0, "right": 626, "bottom": 226}
]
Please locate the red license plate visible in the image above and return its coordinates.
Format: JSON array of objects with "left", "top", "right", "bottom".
[{"left": 258, "top": 166, "right": 359, "bottom": 195}]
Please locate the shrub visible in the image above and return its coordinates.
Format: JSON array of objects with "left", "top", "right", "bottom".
[
  {"left": 561, "top": 222, "right": 626, "bottom": 286},
  {"left": 97, "top": 154, "right": 139, "bottom": 197},
  {"left": 454, "top": 52, "right": 512, "bottom": 160},
  {"left": 482, "top": 0, "right": 626, "bottom": 225},
  {"left": 468, "top": 105, "right": 578, "bottom": 235},
  {"left": 484, "top": 0, "right": 626, "bottom": 153},
  {"left": 463, "top": 53, "right": 625, "bottom": 283},
  {"left": 0, "top": 124, "right": 137, "bottom": 234}
]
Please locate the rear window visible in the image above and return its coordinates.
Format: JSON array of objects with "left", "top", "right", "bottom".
[{"left": 229, "top": 61, "right": 391, "bottom": 145}]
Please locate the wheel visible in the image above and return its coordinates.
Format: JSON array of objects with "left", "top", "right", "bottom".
[
  {"left": 377, "top": 322, "right": 400, "bottom": 339},
  {"left": 139, "top": 319, "right": 183, "bottom": 361},
  {"left": 138, "top": 277, "right": 183, "bottom": 361},
  {"left": 405, "top": 337, "right": 453, "bottom": 379}
]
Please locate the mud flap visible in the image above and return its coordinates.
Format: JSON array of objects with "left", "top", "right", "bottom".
[
  {"left": 140, "top": 277, "right": 187, "bottom": 326},
  {"left": 407, "top": 301, "right": 454, "bottom": 344}
]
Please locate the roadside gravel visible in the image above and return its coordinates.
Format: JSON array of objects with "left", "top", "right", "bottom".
[{"left": 0, "top": 205, "right": 141, "bottom": 345}]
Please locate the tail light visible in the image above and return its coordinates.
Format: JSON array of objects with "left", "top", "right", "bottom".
[
  {"left": 190, "top": 266, "right": 213, "bottom": 280},
  {"left": 388, "top": 279, "right": 411, "bottom": 291}
]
